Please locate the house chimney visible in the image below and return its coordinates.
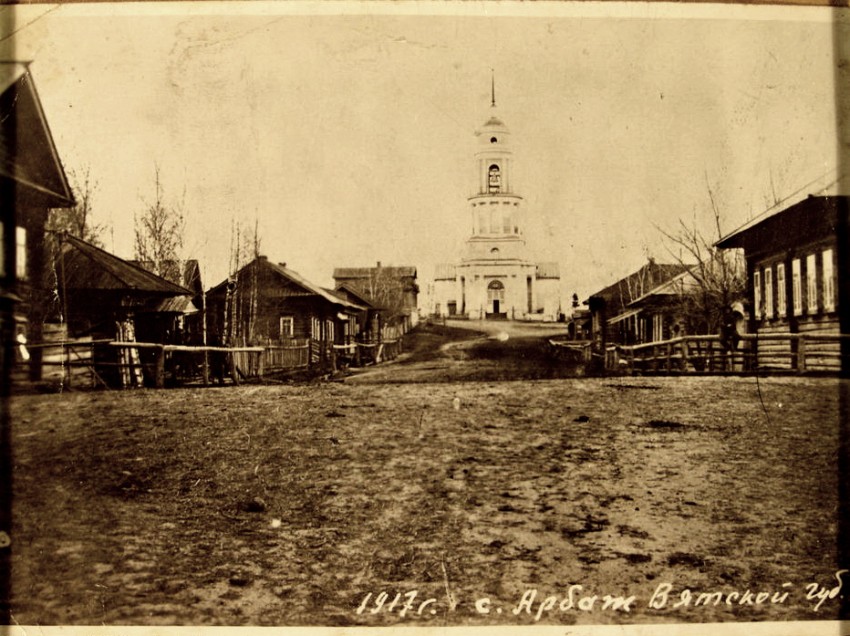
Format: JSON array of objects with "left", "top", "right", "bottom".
[
  {"left": 258, "top": 255, "right": 268, "bottom": 261},
  {"left": 279, "top": 262, "right": 286, "bottom": 268},
  {"left": 377, "top": 261, "right": 382, "bottom": 268}
]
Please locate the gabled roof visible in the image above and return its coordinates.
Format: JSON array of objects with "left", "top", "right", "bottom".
[
  {"left": 129, "top": 258, "right": 202, "bottom": 294},
  {"left": 331, "top": 282, "right": 375, "bottom": 308},
  {"left": 59, "top": 234, "right": 192, "bottom": 296},
  {"left": 627, "top": 268, "right": 699, "bottom": 307},
  {"left": 210, "top": 257, "right": 366, "bottom": 312},
  {"left": 0, "top": 62, "right": 74, "bottom": 208},
  {"left": 587, "top": 260, "right": 689, "bottom": 310}
]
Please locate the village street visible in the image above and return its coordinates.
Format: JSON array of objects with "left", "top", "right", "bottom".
[
  {"left": 347, "top": 319, "right": 577, "bottom": 384},
  {"left": 8, "top": 323, "right": 848, "bottom": 626}
]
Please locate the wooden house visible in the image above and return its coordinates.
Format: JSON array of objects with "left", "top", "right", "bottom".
[
  {"left": 55, "top": 235, "right": 193, "bottom": 341},
  {"left": 716, "top": 195, "right": 849, "bottom": 373},
  {"left": 585, "top": 260, "right": 688, "bottom": 348},
  {"left": 332, "top": 262, "right": 419, "bottom": 333},
  {"left": 0, "top": 62, "right": 75, "bottom": 385},
  {"left": 608, "top": 269, "right": 703, "bottom": 344},
  {"left": 206, "top": 256, "right": 366, "bottom": 349},
  {"left": 329, "top": 282, "right": 378, "bottom": 339},
  {"left": 129, "top": 258, "right": 204, "bottom": 343}
]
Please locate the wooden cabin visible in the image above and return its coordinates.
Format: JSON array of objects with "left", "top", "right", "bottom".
[
  {"left": 0, "top": 63, "right": 75, "bottom": 386},
  {"left": 332, "top": 262, "right": 419, "bottom": 333},
  {"left": 585, "top": 260, "right": 688, "bottom": 348},
  {"left": 206, "top": 256, "right": 365, "bottom": 350},
  {"left": 129, "top": 258, "right": 204, "bottom": 343},
  {"left": 716, "top": 195, "right": 849, "bottom": 374},
  {"left": 50, "top": 234, "right": 194, "bottom": 386}
]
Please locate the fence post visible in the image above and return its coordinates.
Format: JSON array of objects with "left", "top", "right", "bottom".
[
  {"left": 154, "top": 345, "right": 166, "bottom": 388},
  {"left": 202, "top": 350, "right": 210, "bottom": 386},
  {"left": 680, "top": 338, "right": 688, "bottom": 373},
  {"left": 258, "top": 349, "right": 265, "bottom": 379},
  {"left": 797, "top": 335, "right": 807, "bottom": 374},
  {"left": 229, "top": 351, "right": 240, "bottom": 385}
]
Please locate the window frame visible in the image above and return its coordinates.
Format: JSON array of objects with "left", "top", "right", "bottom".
[
  {"left": 776, "top": 263, "right": 786, "bottom": 318},
  {"left": 792, "top": 258, "right": 802, "bottom": 316}
]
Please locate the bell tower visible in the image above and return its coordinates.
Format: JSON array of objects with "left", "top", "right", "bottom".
[{"left": 464, "top": 83, "right": 527, "bottom": 262}]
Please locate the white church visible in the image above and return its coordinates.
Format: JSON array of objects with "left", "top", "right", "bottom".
[{"left": 432, "top": 94, "right": 561, "bottom": 321}]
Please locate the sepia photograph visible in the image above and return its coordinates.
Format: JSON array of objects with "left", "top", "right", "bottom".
[{"left": 0, "top": 1, "right": 848, "bottom": 633}]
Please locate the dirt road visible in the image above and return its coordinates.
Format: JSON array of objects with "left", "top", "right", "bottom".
[
  {"left": 348, "top": 319, "right": 578, "bottom": 384},
  {"left": 8, "top": 323, "right": 848, "bottom": 626}
]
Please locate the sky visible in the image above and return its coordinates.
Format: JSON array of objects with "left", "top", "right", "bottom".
[{"left": 3, "top": 2, "right": 848, "bottom": 306}]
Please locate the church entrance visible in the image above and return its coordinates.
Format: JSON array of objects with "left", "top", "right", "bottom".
[{"left": 486, "top": 280, "right": 507, "bottom": 319}]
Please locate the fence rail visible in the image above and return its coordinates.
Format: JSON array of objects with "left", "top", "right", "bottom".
[
  {"left": 608, "top": 333, "right": 850, "bottom": 375},
  {"left": 24, "top": 335, "right": 405, "bottom": 389}
]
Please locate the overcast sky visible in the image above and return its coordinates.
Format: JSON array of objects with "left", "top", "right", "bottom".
[{"left": 4, "top": 2, "right": 847, "bottom": 302}]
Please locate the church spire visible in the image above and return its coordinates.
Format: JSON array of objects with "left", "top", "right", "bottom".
[{"left": 490, "top": 69, "right": 496, "bottom": 108}]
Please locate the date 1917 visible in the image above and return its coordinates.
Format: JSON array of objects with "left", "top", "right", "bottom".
[{"left": 356, "top": 591, "right": 439, "bottom": 617}]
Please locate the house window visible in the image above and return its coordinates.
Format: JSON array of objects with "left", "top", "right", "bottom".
[
  {"left": 823, "top": 249, "right": 835, "bottom": 312},
  {"left": 776, "top": 263, "right": 786, "bottom": 317},
  {"left": 764, "top": 266, "right": 773, "bottom": 319},
  {"left": 806, "top": 253, "right": 818, "bottom": 314},
  {"left": 15, "top": 226, "right": 26, "bottom": 280},
  {"left": 502, "top": 211, "right": 511, "bottom": 233},
  {"left": 753, "top": 269, "right": 762, "bottom": 319},
  {"left": 279, "top": 316, "right": 294, "bottom": 339},
  {"left": 311, "top": 317, "right": 321, "bottom": 340},
  {"left": 792, "top": 258, "right": 802, "bottom": 316}
]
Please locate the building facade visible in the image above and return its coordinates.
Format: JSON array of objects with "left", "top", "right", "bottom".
[
  {"left": 433, "top": 103, "right": 560, "bottom": 321},
  {"left": 716, "top": 195, "right": 849, "bottom": 373}
]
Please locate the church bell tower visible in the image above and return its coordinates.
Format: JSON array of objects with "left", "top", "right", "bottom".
[{"left": 464, "top": 82, "right": 527, "bottom": 263}]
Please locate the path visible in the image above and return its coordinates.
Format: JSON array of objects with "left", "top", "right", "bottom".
[{"left": 346, "top": 319, "right": 577, "bottom": 384}]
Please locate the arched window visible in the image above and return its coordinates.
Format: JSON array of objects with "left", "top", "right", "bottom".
[
  {"left": 490, "top": 247, "right": 500, "bottom": 255},
  {"left": 487, "top": 279, "right": 505, "bottom": 303},
  {"left": 488, "top": 164, "right": 501, "bottom": 193}
]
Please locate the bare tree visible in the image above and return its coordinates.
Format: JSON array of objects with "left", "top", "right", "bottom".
[
  {"left": 134, "top": 165, "right": 185, "bottom": 284},
  {"left": 46, "top": 167, "right": 105, "bottom": 246},
  {"left": 657, "top": 179, "right": 746, "bottom": 335},
  {"left": 223, "top": 217, "right": 262, "bottom": 346}
]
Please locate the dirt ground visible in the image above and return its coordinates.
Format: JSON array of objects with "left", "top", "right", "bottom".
[{"left": 8, "top": 322, "right": 849, "bottom": 625}]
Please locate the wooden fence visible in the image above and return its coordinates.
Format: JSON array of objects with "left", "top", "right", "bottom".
[
  {"left": 607, "top": 333, "right": 850, "bottom": 375},
  {"left": 24, "top": 335, "right": 404, "bottom": 389}
]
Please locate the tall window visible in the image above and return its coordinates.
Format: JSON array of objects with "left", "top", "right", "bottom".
[
  {"left": 764, "top": 266, "right": 773, "bottom": 319},
  {"left": 776, "top": 263, "right": 786, "bottom": 317},
  {"left": 15, "top": 226, "right": 26, "bottom": 280},
  {"left": 806, "top": 253, "right": 818, "bottom": 314},
  {"left": 753, "top": 269, "right": 762, "bottom": 319},
  {"left": 823, "top": 249, "right": 835, "bottom": 312},
  {"left": 792, "top": 258, "right": 802, "bottom": 315}
]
